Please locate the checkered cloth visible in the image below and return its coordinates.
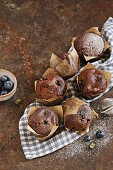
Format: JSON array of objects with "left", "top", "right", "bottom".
[{"left": 19, "top": 17, "right": 113, "bottom": 159}]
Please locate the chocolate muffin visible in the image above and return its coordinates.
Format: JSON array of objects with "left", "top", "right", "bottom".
[
  {"left": 65, "top": 104, "right": 92, "bottom": 131},
  {"left": 74, "top": 33, "right": 104, "bottom": 56},
  {"left": 28, "top": 107, "right": 58, "bottom": 136},
  {"left": 36, "top": 73, "right": 65, "bottom": 99},
  {"left": 78, "top": 68, "right": 107, "bottom": 98}
]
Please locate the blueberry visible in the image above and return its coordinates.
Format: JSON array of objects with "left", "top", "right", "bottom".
[
  {"left": 89, "top": 141, "right": 96, "bottom": 149},
  {"left": 1, "top": 86, "right": 5, "bottom": 91},
  {"left": 43, "top": 121, "right": 48, "bottom": 125},
  {"left": 56, "top": 80, "right": 61, "bottom": 86},
  {"left": 42, "top": 77, "right": 47, "bottom": 81},
  {"left": 56, "top": 123, "right": 58, "bottom": 126},
  {"left": 4, "top": 81, "right": 14, "bottom": 91},
  {"left": 1, "top": 90, "right": 8, "bottom": 95},
  {"left": 49, "top": 87, "right": 53, "bottom": 91},
  {"left": 84, "top": 135, "right": 91, "bottom": 142},
  {"left": 0, "top": 80, "right": 4, "bottom": 86},
  {"left": 1, "top": 75, "right": 9, "bottom": 82},
  {"left": 0, "top": 84, "right": 2, "bottom": 90},
  {"left": 96, "top": 130, "right": 104, "bottom": 138}
]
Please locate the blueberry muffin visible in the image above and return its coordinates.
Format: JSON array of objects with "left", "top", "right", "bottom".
[
  {"left": 74, "top": 33, "right": 104, "bottom": 56},
  {"left": 78, "top": 68, "right": 107, "bottom": 98},
  {"left": 65, "top": 105, "right": 92, "bottom": 131},
  {"left": 35, "top": 73, "right": 65, "bottom": 99},
  {"left": 28, "top": 107, "right": 58, "bottom": 136}
]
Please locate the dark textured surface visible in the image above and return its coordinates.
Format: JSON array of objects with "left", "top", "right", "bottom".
[{"left": 0, "top": 0, "right": 113, "bottom": 170}]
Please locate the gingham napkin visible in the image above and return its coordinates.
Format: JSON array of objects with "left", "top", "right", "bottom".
[{"left": 19, "top": 17, "right": 113, "bottom": 159}]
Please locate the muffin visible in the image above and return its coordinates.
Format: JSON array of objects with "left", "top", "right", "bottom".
[
  {"left": 78, "top": 68, "right": 107, "bottom": 98},
  {"left": 63, "top": 97, "right": 97, "bottom": 134},
  {"left": 50, "top": 48, "right": 79, "bottom": 79},
  {"left": 65, "top": 104, "right": 92, "bottom": 131},
  {"left": 74, "top": 33, "right": 104, "bottom": 57},
  {"left": 35, "top": 73, "right": 65, "bottom": 99},
  {"left": 28, "top": 107, "right": 58, "bottom": 136}
]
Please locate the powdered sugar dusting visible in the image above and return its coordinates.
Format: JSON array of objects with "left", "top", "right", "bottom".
[{"left": 55, "top": 115, "right": 113, "bottom": 159}]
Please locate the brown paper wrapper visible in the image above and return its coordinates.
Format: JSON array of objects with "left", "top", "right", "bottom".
[
  {"left": 77, "top": 62, "right": 112, "bottom": 98},
  {"left": 35, "top": 68, "right": 69, "bottom": 105},
  {"left": 50, "top": 48, "right": 80, "bottom": 79},
  {"left": 72, "top": 27, "right": 110, "bottom": 61},
  {"left": 63, "top": 97, "right": 98, "bottom": 135},
  {"left": 27, "top": 105, "right": 63, "bottom": 141}
]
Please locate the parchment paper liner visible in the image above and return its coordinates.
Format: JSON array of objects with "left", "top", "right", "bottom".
[
  {"left": 27, "top": 105, "right": 63, "bottom": 141},
  {"left": 77, "top": 62, "right": 112, "bottom": 98},
  {"left": 50, "top": 48, "right": 80, "bottom": 79},
  {"left": 72, "top": 27, "right": 110, "bottom": 61},
  {"left": 63, "top": 97, "right": 98, "bottom": 135},
  {"left": 35, "top": 68, "right": 69, "bottom": 105}
]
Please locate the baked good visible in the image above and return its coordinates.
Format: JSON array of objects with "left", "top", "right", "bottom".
[
  {"left": 78, "top": 68, "right": 107, "bottom": 98},
  {"left": 28, "top": 107, "right": 58, "bottom": 136},
  {"left": 62, "top": 97, "right": 96, "bottom": 132},
  {"left": 35, "top": 73, "right": 65, "bottom": 99},
  {"left": 65, "top": 104, "right": 92, "bottom": 131},
  {"left": 74, "top": 33, "right": 104, "bottom": 56},
  {"left": 50, "top": 48, "right": 79, "bottom": 79}
]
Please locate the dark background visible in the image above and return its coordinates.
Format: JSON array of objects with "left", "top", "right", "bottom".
[{"left": 0, "top": 0, "right": 113, "bottom": 170}]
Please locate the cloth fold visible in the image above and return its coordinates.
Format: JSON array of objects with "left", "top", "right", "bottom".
[{"left": 19, "top": 17, "right": 113, "bottom": 159}]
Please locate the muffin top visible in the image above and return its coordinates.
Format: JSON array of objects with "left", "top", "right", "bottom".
[
  {"left": 65, "top": 104, "right": 92, "bottom": 131},
  {"left": 36, "top": 73, "right": 65, "bottom": 99},
  {"left": 78, "top": 68, "right": 107, "bottom": 98},
  {"left": 28, "top": 107, "right": 58, "bottom": 136},
  {"left": 74, "top": 33, "right": 104, "bottom": 56}
]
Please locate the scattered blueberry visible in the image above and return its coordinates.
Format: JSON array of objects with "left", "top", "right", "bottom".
[
  {"left": 96, "top": 130, "right": 104, "bottom": 138},
  {"left": 84, "top": 135, "right": 91, "bottom": 142},
  {"left": 15, "top": 98, "right": 21, "bottom": 105},
  {"left": 4, "top": 81, "right": 14, "bottom": 91},
  {"left": 89, "top": 141, "right": 96, "bottom": 149},
  {"left": 1, "top": 75, "right": 9, "bottom": 82},
  {"left": 1, "top": 90, "right": 8, "bottom": 95}
]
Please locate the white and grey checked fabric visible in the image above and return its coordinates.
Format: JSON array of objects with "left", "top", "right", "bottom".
[{"left": 19, "top": 17, "right": 113, "bottom": 159}]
